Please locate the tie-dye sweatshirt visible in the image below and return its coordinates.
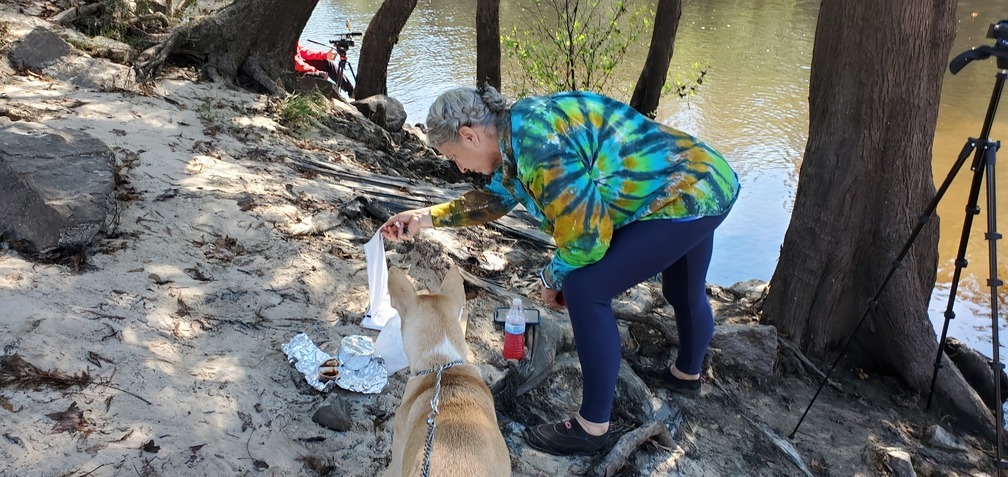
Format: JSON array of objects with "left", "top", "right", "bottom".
[{"left": 429, "top": 91, "right": 740, "bottom": 289}]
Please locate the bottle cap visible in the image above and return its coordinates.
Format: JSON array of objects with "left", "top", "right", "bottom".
[{"left": 512, "top": 297, "right": 522, "bottom": 306}]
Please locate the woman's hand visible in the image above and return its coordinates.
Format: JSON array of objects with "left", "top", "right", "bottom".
[
  {"left": 540, "top": 285, "right": 566, "bottom": 310},
  {"left": 380, "top": 209, "right": 432, "bottom": 241}
]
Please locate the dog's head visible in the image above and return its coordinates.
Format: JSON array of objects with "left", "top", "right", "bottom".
[{"left": 387, "top": 265, "right": 469, "bottom": 371}]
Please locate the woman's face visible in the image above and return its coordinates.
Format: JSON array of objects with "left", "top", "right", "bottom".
[{"left": 436, "top": 125, "right": 501, "bottom": 176}]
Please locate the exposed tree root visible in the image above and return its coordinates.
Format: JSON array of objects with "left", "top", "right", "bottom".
[
  {"left": 135, "top": 23, "right": 189, "bottom": 80},
  {"left": 711, "top": 376, "right": 816, "bottom": 476},
  {"left": 242, "top": 56, "right": 285, "bottom": 96},
  {"left": 591, "top": 420, "right": 676, "bottom": 477},
  {"left": 779, "top": 336, "right": 843, "bottom": 392}
]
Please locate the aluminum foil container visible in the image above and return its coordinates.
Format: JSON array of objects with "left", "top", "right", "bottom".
[
  {"left": 281, "top": 333, "right": 387, "bottom": 394},
  {"left": 337, "top": 335, "right": 376, "bottom": 371}
]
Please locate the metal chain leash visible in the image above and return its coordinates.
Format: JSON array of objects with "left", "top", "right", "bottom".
[{"left": 415, "top": 360, "right": 463, "bottom": 477}]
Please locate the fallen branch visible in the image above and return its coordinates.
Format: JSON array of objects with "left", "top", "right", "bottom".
[
  {"left": 592, "top": 420, "right": 675, "bottom": 477},
  {"left": 285, "top": 155, "right": 554, "bottom": 247},
  {"left": 0, "top": 354, "right": 91, "bottom": 390},
  {"left": 51, "top": 3, "right": 103, "bottom": 24},
  {"left": 96, "top": 381, "right": 153, "bottom": 406}
]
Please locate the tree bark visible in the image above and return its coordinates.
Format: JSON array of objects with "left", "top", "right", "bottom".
[
  {"left": 355, "top": 0, "right": 418, "bottom": 99},
  {"left": 135, "top": 0, "right": 319, "bottom": 94},
  {"left": 475, "top": 0, "right": 501, "bottom": 90},
  {"left": 628, "top": 0, "right": 681, "bottom": 117},
  {"left": 761, "top": 0, "right": 996, "bottom": 438}
]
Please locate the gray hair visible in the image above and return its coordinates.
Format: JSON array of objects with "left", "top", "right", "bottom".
[{"left": 426, "top": 86, "right": 509, "bottom": 147}]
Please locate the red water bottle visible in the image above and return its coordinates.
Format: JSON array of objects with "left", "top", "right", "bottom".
[{"left": 503, "top": 298, "right": 526, "bottom": 360}]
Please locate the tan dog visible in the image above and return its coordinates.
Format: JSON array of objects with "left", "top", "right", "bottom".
[{"left": 383, "top": 266, "right": 511, "bottom": 477}]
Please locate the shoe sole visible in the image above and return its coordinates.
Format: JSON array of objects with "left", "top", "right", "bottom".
[
  {"left": 669, "top": 386, "right": 701, "bottom": 397},
  {"left": 522, "top": 429, "right": 606, "bottom": 456}
]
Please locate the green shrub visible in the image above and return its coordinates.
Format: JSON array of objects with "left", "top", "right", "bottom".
[
  {"left": 278, "top": 92, "right": 328, "bottom": 132},
  {"left": 503, "top": 0, "right": 651, "bottom": 98}
]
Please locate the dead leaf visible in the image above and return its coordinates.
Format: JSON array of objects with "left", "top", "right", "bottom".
[
  {"left": 46, "top": 402, "right": 89, "bottom": 435},
  {"left": 142, "top": 439, "right": 160, "bottom": 453},
  {"left": 238, "top": 411, "right": 253, "bottom": 432},
  {"left": 149, "top": 273, "right": 173, "bottom": 285},
  {"left": 0, "top": 395, "right": 16, "bottom": 412},
  {"left": 237, "top": 196, "right": 255, "bottom": 211},
  {"left": 154, "top": 188, "right": 179, "bottom": 202},
  {"left": 3, "top": 433, "right": 24, "bottom": 448},
  {"left": 176, "top": 297, "right": 191, "bottom": 317},
  {"left": 184, "top": 267, "right": 214, "bottom": 282}
]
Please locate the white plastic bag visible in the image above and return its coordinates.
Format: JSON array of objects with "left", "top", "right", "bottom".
[
  {"left": 362, "top": 231, "right": 408, "bottom": 373},
  {"left": 362, "top": 231, "right": 399, "bottom": 330},
  {"left": 374, "top": 315, "right": 408, "bottom": 373}
]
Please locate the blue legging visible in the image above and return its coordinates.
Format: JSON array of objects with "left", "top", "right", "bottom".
[{"left": 561, "top": 214, "right": 728, "bottom": 424}]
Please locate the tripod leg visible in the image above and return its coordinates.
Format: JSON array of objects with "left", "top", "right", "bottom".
[
  {"left": 789, "top": 139, "right": 977, "bottom": 439},
  {"left": 926, "top": 139, "right": 986, "bottom": 410},
  {"left": 981, "top": 140, "right": 1007, "bottom": 471}
]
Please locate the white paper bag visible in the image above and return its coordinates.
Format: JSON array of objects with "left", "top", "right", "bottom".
[{"left": 362, "top": 231, "right": 409, "bottom": 373}]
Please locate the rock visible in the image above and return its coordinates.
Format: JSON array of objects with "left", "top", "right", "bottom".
[
  {"left": 870, "top": 446, "right": 916, "bottom": 477},
  {"left": 0, "top": 122, "right": 115, "bottom": 258},
  {"left": 886, "top": 449, "right": 915, "bottom": 477},
  {"left": 294, "top": 75, "right": 342, "bottom": 100},
  {"left": 312, "top": 400, "right": 354, "bottom": 432},
  {"left": 729, "top": 279, "right": 767, "bottom": 301},
  {"left": 709, "top": 324, "right": 777, "bottom": 377},
  {"left": 8, "top": 26, "right": 135, "bottom": 91},
  {"left": 135, "top": 0, "right": 169, "bottom": 15},
  {"left": 927, "top": 424, "right": 968, "bottom": 451},
  {"left": 329, "top": 99, "right": 392, "bottom": 150},
  {"left": 352, "top": 95, "right": 408, "bottom": 132}
]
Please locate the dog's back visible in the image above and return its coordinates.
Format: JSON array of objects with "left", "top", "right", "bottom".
[
  {"left": 396, "top": 367, "right": 510, "bottom": 477},
  {"left": 384, "top": 266, "right": 511, "bottom": 477}
]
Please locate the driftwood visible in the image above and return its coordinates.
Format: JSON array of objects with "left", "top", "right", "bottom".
[
  {"left": 51, "top": 3, "right": 103, "bottom": 24},
  {"left": 287, "top": 155, "right": 554, "bottom": 247}
]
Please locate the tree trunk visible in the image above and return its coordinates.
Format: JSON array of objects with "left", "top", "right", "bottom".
[
  {"left": 135, "top": 0, "right": 319, "bottom": 95},
  {"left": 476, "top": 0, "right": 501, "bottom": 90},
  {"left": 761, "top": 0, "right": 996, "bottom": 438},
  {"left": 629, "top": 0, "right": 681, "bottom": 117},
  {"left": 355, "top": 0, "right": 418, "bottom": 99}
]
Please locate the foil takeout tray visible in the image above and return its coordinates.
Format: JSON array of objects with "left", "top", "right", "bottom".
[{"left": 282, "top": 333, "right": 387, "bottom": 394}]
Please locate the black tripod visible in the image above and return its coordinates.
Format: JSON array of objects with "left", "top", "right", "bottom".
[{"left": 790, "top": 21, "right": 1008, "bottom": 473}]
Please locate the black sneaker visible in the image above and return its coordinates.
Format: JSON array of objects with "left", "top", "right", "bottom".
[
  {"left": 641, "top": 366, "right": 703, "bottom": 396},
  {"left": 524, "top": 418, "right": 609, "bottom": 456}
]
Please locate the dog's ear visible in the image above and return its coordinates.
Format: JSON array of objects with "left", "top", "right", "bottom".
[
  {"left": 387, "top": 266, "right": 417, "bottom": 315},
  {"left": 438, "top": 265, "right": 466, "bottom": 312}
]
